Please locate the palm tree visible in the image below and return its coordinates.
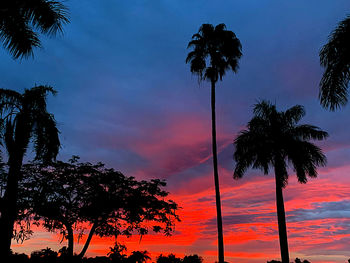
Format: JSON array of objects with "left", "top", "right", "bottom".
[
  {"left": 0, "top": 86, "right": 60, "bottom": 258},
  {"left": 319, "top": 15, "right": 350, "bottom": 110},
  {"left": 233, "top": 101, "right": 328, "bottom": 263},
  {"left": 186, "top": 23, "right": 242, "bottom": 263},
  {"left": 0, "top": 0, "right": 69, "bottom": 59}
]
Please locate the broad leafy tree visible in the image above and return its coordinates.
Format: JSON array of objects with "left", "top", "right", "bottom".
[
  {"left": 0, "top": 86, "right": 60, "bottom": 258},
  {"left": 21, "top": 158, "right": 180, "bottom": 258},
  {"left": 186, "top": 23, "right": 242, "bottom": 263},
  {"left": 319, "top": 15, "right": 350, "bottom": 110},
  {"left": 233, "top": 101, "right": 328, "bottom": 263},
  {"left": 0, "top": 0, "right": 69, "bottom": 59}
]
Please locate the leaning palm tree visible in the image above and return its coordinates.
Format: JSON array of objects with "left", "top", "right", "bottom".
[
  {"left": 186, "top": 23, "right": 242, "bottom": 263},
  {"left": 319, "top": 15, "right": 350, "bottom": 110},
  {"left": 0, "top": 86, "right": 60, "bottom": 258},
  {"left": 233, "top": 101, "right": 328, "bottom": 263},
  {"left": 0, "top": 0, "right": 69, "bottom": 59}
]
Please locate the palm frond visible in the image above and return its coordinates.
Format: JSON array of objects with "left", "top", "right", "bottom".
[
  {"left": 24, "top": 0, "right": 69, "bottom": 35},
  {"left": 292, "top": 124, "right": 329, "bottom": 141},
  {"left": 0, "top": 0, "right": 69, "bottom": 59},
  {"left": 287, "top": 141, "right": 327, "bottom": 183},
  {"left": 319, "top": 15, "right": 350, "bottom": 110},
  {"left": 0, "top": 17, "right": 40, "bottom": 59},
  {"left": 253, "top": 100, "right": 276, "bottom": 120},
  {"left": 283, "top": 105, "right": 305, "bottom": 124}
]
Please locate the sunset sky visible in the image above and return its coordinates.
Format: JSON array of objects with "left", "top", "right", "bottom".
[{"left": 2, "top": 0, "right": 350, "bottom": 262}]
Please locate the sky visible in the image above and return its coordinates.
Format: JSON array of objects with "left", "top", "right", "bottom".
[{"left": 2, "top": 0, "right": 350, "bottom": 262}]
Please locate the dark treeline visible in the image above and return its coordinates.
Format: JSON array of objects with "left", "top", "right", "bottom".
[{"left": 8, "top": 246, "right": 204, "bottom": 263}]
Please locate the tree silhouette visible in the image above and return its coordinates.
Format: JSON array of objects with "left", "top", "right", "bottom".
[
  {"left": 127, "top": 250, "right": 151, "bottom": 263},
  {"left": 233, "top": 101, "right": 328, "bottom": 263},
  {"left": 108, "top": 242, "right": 128, "bottom": 262},
  {"left": 0, "top": 0, "right": 69, "bottom": 59},
  {"left": 30, "top": 247, "right": 58, "bottom": 263},
  {"left": 21, "top": 158, "right": 180, "bottom": 258},
  {"left": 319, "top": 15, "right": 350, "bottom": 110},
  {"left": 157, "top": 254, "right": 182, "bottom": 263},
  {"left": 182, "top": 255, "right": 203, "bottom": 263},
  {"left": 0, "top": 86, "right": 60, "bottom": 259},
  {"left": 186, "top": 23, "right": 242, "bottom": 263}
]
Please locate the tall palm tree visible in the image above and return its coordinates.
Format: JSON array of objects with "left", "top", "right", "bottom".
[
  {"left": 186, "top": 23, "right": 242, "bottom": 263},
  {"left": 0, "top": 86, "right": 60, "bottom": 258},
  {"left": 0, "top": 0, "right": 69, "bottom": 59},
  {"left": 319, "top": 15, "right": 350, "bottom": 110},
  {"left": 233, "top": 101, "right": 328, "bottom": 263}
]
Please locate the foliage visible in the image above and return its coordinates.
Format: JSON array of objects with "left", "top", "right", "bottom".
[
  {"left": 234, "top": 100, "right": 328, "bottom": 187},
  {"left": 127, "top": 251, "right": 151, "bottom": 263},
  {"left": 19, "top": 157, "right": 180, "bottom": 257},
  {"left": 9, "top": 248, "right": 205, "bottom": 263},
  {"left": 319, "top": 15, "right": 350, "bottom": 110},
  {"left": 0, "top": 86, "right": 60, "bottom": 163},
  {"left": 157, "top": 254, "right": 182, "bottom": 263},
  {"left": 186, "top": 23, "right": 242, "bottom": 83},
  {"left": 30, "top": 247, "right": 58, "bottom": 262},
  {"left": 0, "top": 0, "right": 69, "bottom": 59},
  {"left": 108, "top": 243, "right": 127, "bottom": 262},
  {"left": 182, "top": 255, "right": 203, "bottom": 263}
]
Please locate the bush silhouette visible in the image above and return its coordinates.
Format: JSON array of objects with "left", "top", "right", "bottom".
[{"left": 157, "top": 254, "right": 182, "bottom": 263}]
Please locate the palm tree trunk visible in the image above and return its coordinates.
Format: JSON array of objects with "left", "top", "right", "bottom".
[
  {"left": 274, "top": 171, "right": 290, "bottom": 263},
  {"left": 0, "top": 155, "right": 23, "bottom": 259},
  {"left": 211, "top": 80, "right": 224, "bottom": 263},
  {"left": 78, "top": 221, "right": 98, "bottom": 258}
]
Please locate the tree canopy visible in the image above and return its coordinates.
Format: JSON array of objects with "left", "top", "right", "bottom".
[{"left": 18, "top": 157, "right": 180, "bottom": 257}]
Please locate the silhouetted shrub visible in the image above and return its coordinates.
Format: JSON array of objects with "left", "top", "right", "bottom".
[
  {"left": 30, "top": 247, "right": 58, "bottom": 263},
  {"left": 9, "top": 251, "right": 30, "bottom": 263},
  {"left": 182, "top": 255, "right": 203, "bottom": 263},
  {"left": 157, "top": 254, "right": 181, "bottom": 263},
  {"left": 127, "top": 251, "right": 151, "bottom": 263},
  {"left": 295, "top": 258, "right": 310, "bottom": 263}
]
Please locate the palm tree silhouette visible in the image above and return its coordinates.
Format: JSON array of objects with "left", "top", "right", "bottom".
[
  {"left": 233, "top": 101, "right": 328, "bottom": 263},
  {"left": 0, "top": 86, "right": 60, "bottom": 258},
  {"left": 319, "top": 15, "right": 350, "bottom": 110},
  {"left": 0, "top": 0, "right": 69, "bottom": 59},
  {"left": 186, "top": 23, "right": 242, "bottom": 263}
]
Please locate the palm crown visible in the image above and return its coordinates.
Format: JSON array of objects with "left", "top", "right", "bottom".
[
  {"left": 0, "top": 86, "right": 60, "bottom": 162},
  {"left": 319, "top": 15, "right": 350, "bottom": 110},
  {"left": 234, "top": 101, "right": 328, "bottom": 187},
  {"left": 0, "top": 0, "right": 69, "bottom": 59},
  {"left": 186, "top": 23, "right": 242, "bottom": 83}
]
